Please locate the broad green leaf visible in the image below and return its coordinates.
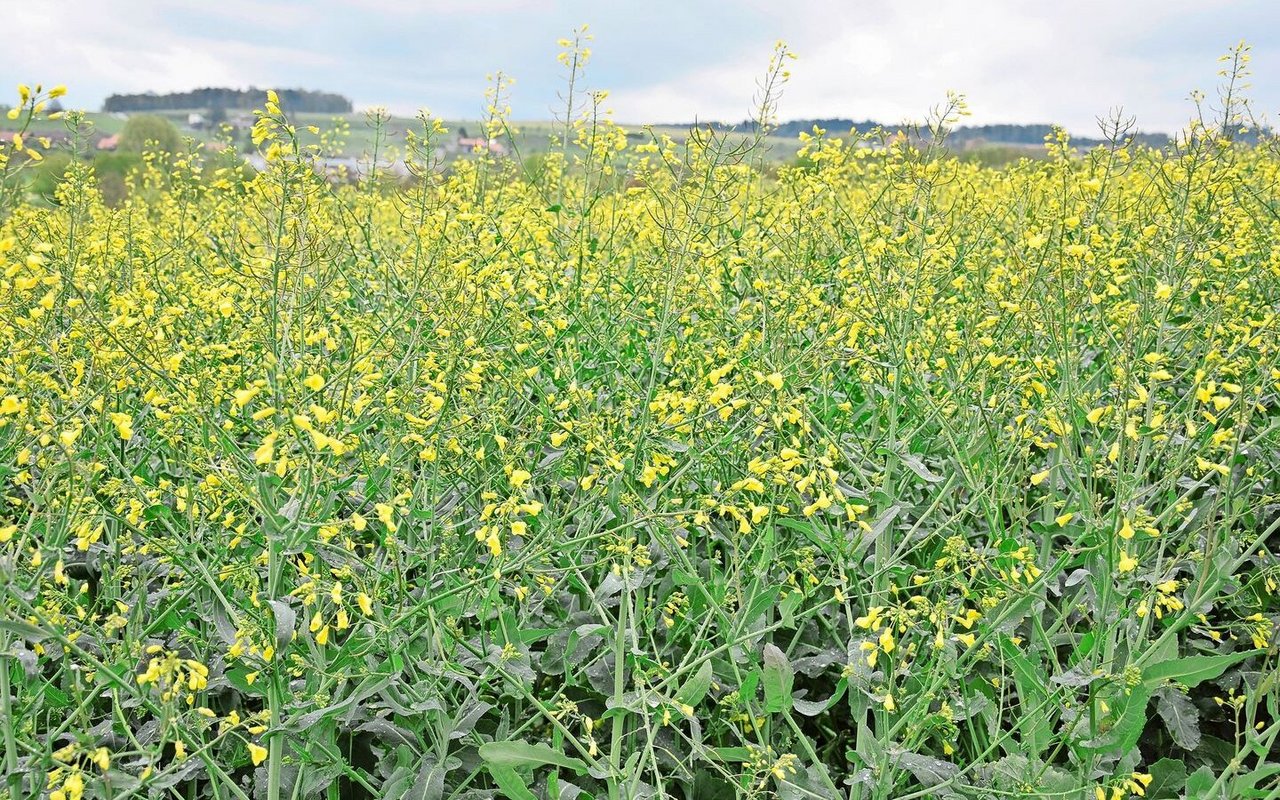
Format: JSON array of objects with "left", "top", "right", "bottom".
[
  {"left": 742, "top": 586, "right": 781, "bottom": 624},
  {"left": 1184, "top": 766, "right": 1216, "bottom": 798},
  {"left": 900, "top": 452, "right": 943, "bottom": 483},
  {"left": 998, "top": 637, "right": 1051, "bottom": 755},
  {"left": 479, "top": 741, "right": 587, "bottom": 775},
  {"left": 892, "top": 750, "right": 959, "bottom": 788},
  {"left": 1143, "top": 650, "right": 1257, "bottom": 689},
  {"left": 1231, "top": 764, "right": 1280, "bottom": 798},
  {"left": 708, "top": 747, "right": 752, "bottom": 763},
  {"left": 674, "top": 660, "right": 714, "bottom": 707},
  {"left": 762, "top": 644, "right": 793, "bottom": 713},
  {"left": 1145, "top": 757, "right": 1187, "bottom": 800},
  {"left": 268, "top": 600, "right": 296, "bottom": 651},
  {"left": 0, "top": 618, "right": 49, "bottom": 642},
  {"left": 1079, "top": 683, "right": 1153, "bottom": 753},
  {"left": 487, "top": 764, "right": 537, "bottom": 800},
  {"left": 1154, "top": 687, "right": 1200, "bottom": 750}
]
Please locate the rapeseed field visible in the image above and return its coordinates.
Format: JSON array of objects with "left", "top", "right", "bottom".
[{"left": 1, "top": 42, "right": 1277, "bottom": 800}]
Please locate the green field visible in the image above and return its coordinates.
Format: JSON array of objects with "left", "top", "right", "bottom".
[{"left": 1, "top": 49, "right": 1278, "bottom": 800}]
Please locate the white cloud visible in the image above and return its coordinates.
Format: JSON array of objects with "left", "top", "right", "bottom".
[
  {"left": 3, "top": 0, "right": 1276, "bottom": 132},
  {"left": 5, "top": 2, "right": 337, "bottom": 108},
  {"left": 608, "top": 0, "right": 1277, "bottom": 132}
]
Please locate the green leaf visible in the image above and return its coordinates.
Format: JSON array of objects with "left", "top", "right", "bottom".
[
  {"left": 1143, "top": 650, "right": 1257, "bottom": 689},
  {"left": 1154, "top": 687, "right": 1201, "bottom": 750},
  {"left": 899, "top": 452, "right": 943, "bottom": 483},
  {"left": 708, "top": 747, "right": 752, "bottom": 763},
  {"left": 762, "top": 644, "right": 793, "bottom": 713},
  {"left": 487, "top": 764, "right": 537, "bottom": 800},
  {"left": 1079, "top": 683, "right": 1153, "bottom": 754},
  {"left": 1231, "top": 764, "right": 1280, "bottom": 798},
  {"left": 674, "top": 660, "right": 714, "bottom": 707},
  {"left": 1145, "top": 757, "right": 1187, "bottom": 799},
  {"left": 479, "top": 741, "right": 587, "bottom": 775},
  {"left": 742, "top": 586, "right": 780, "bottom": 625},
  {"left": 1184, "top": 765, "right": 1216, "bottom": 799},
  {"left": 142, "top": 504, "right": 173, "bottom": 521},
  {"left": 268, "top": 600, "right": 295, "bottom": 651},
  {"left": 998, "top": 637, "right": 1051, "bottom": 755},
  {"left": 0, "top": 618, "right": 49, "bottom": 642},
  {"left": 892, "top": 750, "right": 959, "bottom": 788}
]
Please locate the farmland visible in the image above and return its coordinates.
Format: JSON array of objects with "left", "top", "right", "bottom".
[{"left": 1, "top": 45, "right": 1279, "bottom": 800}]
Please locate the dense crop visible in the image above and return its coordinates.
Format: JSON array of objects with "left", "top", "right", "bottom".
[{"left": 1, "top": 43, "right": 1278, "bottom": 800}]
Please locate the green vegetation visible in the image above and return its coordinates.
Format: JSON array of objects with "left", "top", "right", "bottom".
[
  {"left": 0, "top": 41, "right": 1277, "bottom": 800},
  {"left": 118, "top": 114, "right": 182, "bottom": 154}
]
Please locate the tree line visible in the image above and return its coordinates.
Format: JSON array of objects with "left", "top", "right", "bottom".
[
  {"left": 684, "top": 117, "right": 1173, "bottom": 148},
  {"left": 103, "top": 88, "right": 352, "bottom": 114}
]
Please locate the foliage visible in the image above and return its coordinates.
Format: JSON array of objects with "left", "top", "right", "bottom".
[
  {"left": 675, "top": 119, "right": 1171, "bottom": 150},
  {"left": 0, "top": 40, "right": 1277, "bottom": 800},
  {"left": 26, "top": 150, "right": 73, "bottom": 200},
  {"left": 118, "top": 114, "right": 183, "bottom": 155},
  {"left": 955, "top": 144, "right": 1049, "bottom": 169},
  {"left": 104, "top": 87, "right": 352, "bottom": 114}
]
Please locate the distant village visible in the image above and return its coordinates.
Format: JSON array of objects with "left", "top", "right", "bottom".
[{"left": 17, "top": 87, "right": 510, "bottom": 178}]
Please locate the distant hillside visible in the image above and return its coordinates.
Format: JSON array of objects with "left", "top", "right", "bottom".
[
  {"left": 681, "top": 118, "right": 1172, "bottom": 149},
  {"left": 103, "top": 88, "right": 352, "bottom": 114}
]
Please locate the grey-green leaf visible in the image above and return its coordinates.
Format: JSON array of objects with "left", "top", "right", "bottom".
[
  {"left": 268, "top": 600, "right": 295, "bottom": 651},
  {"left": 900, "top": 453, "right": 944, "bottom": 484},
  {"left": 0, "top": 618, "right": 49, "bottom": 643},
  {"left": 479, "top": 741, "right": 588, "bottom": 775},
  {"left": 1154, "top": 687, "right": 1201, "bottom": 750},
  {"left": 762, "top": 644, "right": 794, "bottom": 713},
  {"left": 1184, "top": 765, "right": 1216, "bottom": 798},
  {"left": 1143, "top": 650, "right": 1256, "bottom": 689},
  {"left": 1146, "top": 757, "right": 1187, "bottom": 799},
  {"left": 675, "top": 660, "right": 714, "bottom": 708},
  {"left": 487, "top": 764, "right": 537, "bottom": 800}
]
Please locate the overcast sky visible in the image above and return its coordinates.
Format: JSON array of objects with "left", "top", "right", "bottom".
[{"left": 5, "top": 0, "right": 1278, "bottom": 134}]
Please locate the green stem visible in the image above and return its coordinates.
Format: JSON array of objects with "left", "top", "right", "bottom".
[{"left": 1, "top": 633, "right": 20, "bottom": 797}]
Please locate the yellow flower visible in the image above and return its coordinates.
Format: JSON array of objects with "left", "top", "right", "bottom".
[
  {"left": 1030, "top": 469, "right": 1051, "bottom": 487},
  {"left": 59, "top": 427, "right": 82, "bottom": 448},
  {"left": 254, "top": 433, "right": 277, "bottom": 465},
  {"left": 854, "top": 607, "right": 884, "bottom": 630},
  {"left": 232, "top": 386, "right": 261, "bottom": 408},
  {"left": 248, "top": 742, "right": 268, "bottom": 766},
  {"left": 375, "top": 503, "right": 398, "bottom": 533},
  {"left": 109, "top": 412, "right": 133, "bottom": 441},
  {"left": 303, "top": 374, "right": 325, "bottom": 391}
]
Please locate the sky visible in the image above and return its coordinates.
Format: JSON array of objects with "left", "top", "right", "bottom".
[{"left": 4, "top": 0, "right": 1279, "bottom": 135}]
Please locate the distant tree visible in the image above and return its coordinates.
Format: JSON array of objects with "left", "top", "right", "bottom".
[
  {"left": 668, "top": 117, "right": 1173, "bottom": 149},
  {"left": 92, "top": 152, "right": 145, "bottom": 207},
  {"left": 118, "top": 115, "right": 182, "bottom": 154},
  {"left": 104, "top": 88, "right": 352, "bottom": 114},
  {"left": 27, "top": 151, "right": 73, "bottom": 201}
]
